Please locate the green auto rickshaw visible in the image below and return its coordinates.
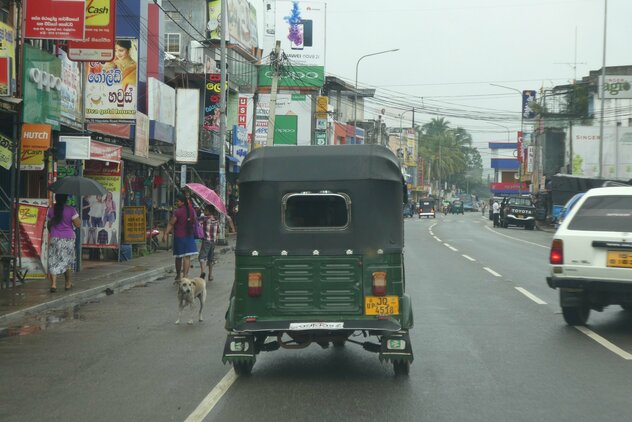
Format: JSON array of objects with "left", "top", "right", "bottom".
[{"left": 222, "top": 145, "right": 414, "bottom": 375}]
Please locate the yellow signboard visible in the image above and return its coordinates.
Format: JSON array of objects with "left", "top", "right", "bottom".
[{"left": 122, "top": 206, "right": 146, "bottom": 244}]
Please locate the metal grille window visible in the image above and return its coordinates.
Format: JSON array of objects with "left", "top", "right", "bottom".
[
  {"left": 283, "top": 193, "right": 350, "bottom": 230},
  {"left": 164, "top": 33, "right": 181, "bottom": 56}
]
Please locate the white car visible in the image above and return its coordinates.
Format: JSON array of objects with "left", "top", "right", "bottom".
[{"left": 546, "top": 186, "right": 632, "bottom": 325}]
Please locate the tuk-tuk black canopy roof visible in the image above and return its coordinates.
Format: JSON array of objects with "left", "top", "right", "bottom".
[
  {"left": 236, "top": 145, "right": 404, "bottom": 256},
  {"left": 239, "top": 144, "right": 402, "bottom": 183}
]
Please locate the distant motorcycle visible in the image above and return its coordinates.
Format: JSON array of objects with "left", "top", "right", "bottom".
[{"left": 146, "top": 226, "right": 160, "bottom": 252}]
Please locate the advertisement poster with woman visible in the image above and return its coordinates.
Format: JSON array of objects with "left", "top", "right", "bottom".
[
  {"left": 81, "top": 160, "right": 122, "bottom": 249},
  {"left": 84, "top": 38, "right": 137, "bottom": 122}
]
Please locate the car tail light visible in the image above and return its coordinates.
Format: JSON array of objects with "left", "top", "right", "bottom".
[
  {"left": 550, "top": 239, "right": 564, "bottom": 265},
  {"left": 372, "top": 271, "right": 387, "bottom": 296},
  {"left": 248, "top": 272, "right": 262, "bottom": 297}
]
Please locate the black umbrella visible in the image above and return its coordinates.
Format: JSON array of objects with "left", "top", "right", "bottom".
[{"left": 49, "top": 176, "right": 108, "bottom": 197}]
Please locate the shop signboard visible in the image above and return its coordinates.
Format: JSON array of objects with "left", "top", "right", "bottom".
[
  {"left": 20, "top": 150, "right": 45, "bottom": 171},
  {"left": 122, "top": 206, "right": 146, "bottom": 244},
  {"left": 522, "top": 90, "right": 537, "bottom": 120},
  {"left": 0, "top": 57, "right": 9, "bottom": 96},
  {"left": 68, "top": 0, "right": 116, "bottom": 62},
  {"left": 315, "top": 131, "right": 327, "bottom": 145},
  {"left": 0, "top": 22, "right": 16, "bottom": 96},
  {"left": 599, "top": 75, "right": 632, "bottom": 99},
  {"left": 23, "top": 45, "right": 62, "bottom": 130},
  {"left": 59, "top": 50, "right": 84, "bottom": 130},
  {"left": 572, "top": 126, "right": 632, "bottom": 179},
  {"left": 135, "top": 111, "right": 149, "bottom": 158},
  {"left": 17, "top": 203, "right": 48, "bottom": 279},
  {"left": 21, "top": 123, "right": 52, "bottom": 151},
  {"left": 203, "top": 73, "right": 226, "bottom": 131},
  {"left": 255, "top": 93, "right": 312, "bottom": 147},
  {"left": 90, "top": 140, "right": 121, "bottom": 162},
  {"left": 207, "top": 0, "right": 259, "bottom": 51},
  {"left": 232, "top": 125, "right": 248, "bottom": 165},
  {"left": 274, "top": 1, "right": 326, "bottom": 67},
  {"left": 24, "top": 0, "right": 86, "bottom": 40},
  {"left": 84, "top": 38, "right": 138, "bottom": 122},
  {"left": 257, "top": 65, "right": 324, "bottom": 88},
  {"left": 60, "top": 135, "right": 91, "bottom": 160},
  {"left": 237, "top": 95, "right": 254, "bottom": 143},
  {"left": 148, "top": 77, "right": 175, "bottom": 126},
  {"left": 81, "top": 159, "right": 121, "bottom": 249},
  {"left": 0, "top": 133, "right": 12, "bottom": 169},
  {"left": 175, "top": 88, "right": 200, "bottom": 163}
]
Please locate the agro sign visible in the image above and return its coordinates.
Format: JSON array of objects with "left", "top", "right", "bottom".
[{"left": 24, "top": 0, "right": 86, "bottom": 41}]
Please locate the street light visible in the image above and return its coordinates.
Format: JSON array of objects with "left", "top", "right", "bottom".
[
  {"left": 484, "top": 120, "right": 511, "bottom": 141},
  {"left": 354, "top": 49, "right": 399, "bottom": 140}
]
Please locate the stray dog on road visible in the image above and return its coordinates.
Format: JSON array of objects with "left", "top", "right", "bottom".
[{"left": 176, "top": 277, "right": 207, "bottom": 325}]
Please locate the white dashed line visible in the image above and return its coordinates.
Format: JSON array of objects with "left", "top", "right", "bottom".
[
  {"left": 434, "top": 236, "right": 442, "bottom": 242},
  {"left": 575, "top": 326, "right": 632, "bottom": 360},
  {"left": 444, "top": 243, "right": 458, "bottom": 252},
  {"left": 515, "top": 287, "right": 547, "bottom": 304},
  {"left": 462, "top": 254, "right": 476, "bottom": 262},
  {"left": 484, "top": 267, "right": 502, "bottom": 277}
]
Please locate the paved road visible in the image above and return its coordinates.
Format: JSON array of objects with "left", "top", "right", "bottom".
[{"left": 2, "top": 213, "right": 632, "bottom": 421}]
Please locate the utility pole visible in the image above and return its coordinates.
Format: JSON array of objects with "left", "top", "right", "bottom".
[
  {"left": 598, "top": 0, "right": 608, "bottom": 178},
  {"left": 218, "top": 0, "right": 227, "bottom": 244},
  {"left": 266, "top": 41, "right": 281, "bottom": 146}
]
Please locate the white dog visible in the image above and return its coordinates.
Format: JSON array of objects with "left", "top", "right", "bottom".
[{"left": 176, "top": 277, "right": 207, "bottom": 325}]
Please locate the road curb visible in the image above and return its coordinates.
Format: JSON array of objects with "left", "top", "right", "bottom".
[{"left": 0, "top": 264, "right": 172, "bottom": 327}]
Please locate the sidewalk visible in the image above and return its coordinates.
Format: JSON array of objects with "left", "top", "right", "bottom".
[{"left": 0, "top": 235, "right": 235, "bottom": 328}]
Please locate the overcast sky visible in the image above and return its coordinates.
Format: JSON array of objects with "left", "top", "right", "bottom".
[{"left": 255, "top": 0, "right": 632, "bottom": 159}]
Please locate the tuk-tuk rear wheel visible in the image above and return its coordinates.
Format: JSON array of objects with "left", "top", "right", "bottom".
[
  {"left": 393, "top": 360, "right": 410, "bottom": 376},
  {"left": 233, "top": 360, "right": 254, "bottom": 376}
]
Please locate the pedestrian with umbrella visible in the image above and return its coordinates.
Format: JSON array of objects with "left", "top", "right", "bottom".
[
  {"left": 48, "top": 176, "right": 107, "bottom": 292},
  {"left": 46, "top": 194, "right": 81, "bottom": 292}
]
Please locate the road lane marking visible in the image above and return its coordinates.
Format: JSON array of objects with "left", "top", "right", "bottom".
[
  {"left": 515, "top": 287, "right": 547, "bottom": 304},
  {"left": 444, "top": 243, "right": 458, "bottom": 252},
  {"left": 434, "top": 236, "right": 442, "bottom": 242},
  {"left": 462, "top": 254, "right": 476, "bottom": 262},
  {"left": 484, "top": 267, "right": 502, "bottom": 277},
  {"left": 575, "top": 326, "right": 632, "bottom": 360},
  {"left": 484, "top": 225, "right": 548, "bottom": 249},
  {"left": 185, "top": 369, "right": 238, "bottom": 421}
]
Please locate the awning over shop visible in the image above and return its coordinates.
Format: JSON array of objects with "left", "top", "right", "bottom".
[{"left": 121, "top": 149, "right": 172, "bottom": 167}]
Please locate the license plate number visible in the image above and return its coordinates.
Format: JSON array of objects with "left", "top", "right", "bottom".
[
  {"left": 364, "top": 296, "right": 399, "bottom": 315},
  {"left": 517, "top": 214, "right": 524, "bottom": 219},
  {"left": 607, "top": 251, "right": 632, "bottom": 268}
]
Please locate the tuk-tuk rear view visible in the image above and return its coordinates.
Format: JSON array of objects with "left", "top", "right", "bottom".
[{"left": 222, "top": 145, "right": 414, "bottom": 375}]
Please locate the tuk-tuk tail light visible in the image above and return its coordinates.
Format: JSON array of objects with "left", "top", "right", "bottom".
[
  {"left": 372, "top": 271, "right": 387, "bottom": 296},
  {"left": 248, "top": 272, "right": 262, "bottom": 297}
]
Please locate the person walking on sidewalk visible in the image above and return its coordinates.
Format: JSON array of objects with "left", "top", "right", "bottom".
[
  {"left": 198, "top": 205, "right": 219, "bottom": 282},
  {"left": 47, "top": 194, "right": 81, "bottom": 292},
  {"left": 163, "top": 193, "right": 198, "bottom": 283}
]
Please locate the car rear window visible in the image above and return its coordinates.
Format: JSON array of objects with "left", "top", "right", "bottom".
[
  {"left": 508, "top": 197, "right": 532, "bottom": 206},
  {"left": 283, "top": 193, "right": 350, "bottom": 229},
  {"left": 567, "top": 195, "right": 632, "bottom": 232}
]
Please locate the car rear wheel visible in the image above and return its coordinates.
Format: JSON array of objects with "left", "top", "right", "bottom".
[{"left": 562, "top": 304, "right": 590, "bottom": 326}]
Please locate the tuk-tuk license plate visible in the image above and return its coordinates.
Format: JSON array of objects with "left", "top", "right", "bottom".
[
  {"left": 365, "top": 296, "right": 399, "bottom": 315},
  {"left": 607, "top": 251, "right": 632, "bottom": 268}
]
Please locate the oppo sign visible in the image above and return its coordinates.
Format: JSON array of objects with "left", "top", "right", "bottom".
[{"left": 28, "top": 67, "right": 63, "bottom": 91}]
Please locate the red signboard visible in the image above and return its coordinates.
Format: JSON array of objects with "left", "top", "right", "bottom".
[
  {"left": 517, "top": 131, "right": 523, "bottom": 163},
  {"left": 490, "top": 182, "right": 528, "bottom": 191},
  {"left": 90, "top": 140, "right": 122, "bottom": 163},
  {"left": 68, "top": 0, "right": 116, "bottom": 62},
  {"left": 24, "top": 0, "right": 86, "bottom": 41}
]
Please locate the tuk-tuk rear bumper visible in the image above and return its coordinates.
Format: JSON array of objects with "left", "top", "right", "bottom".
[{"left": 231, "top": 318, "right": 402, "bottom": 332}]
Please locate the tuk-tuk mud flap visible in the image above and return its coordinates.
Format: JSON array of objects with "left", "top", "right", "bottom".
[
  {"left": 222, "top": 333, "right": 256, "bottom": 365},
  {"left": 379, "top": 331, "right": 414, "bottom": 363}
]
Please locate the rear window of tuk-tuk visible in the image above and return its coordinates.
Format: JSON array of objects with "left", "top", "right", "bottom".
[{"left": 283, "top": 192, "right": 350, "bottom": 229}]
